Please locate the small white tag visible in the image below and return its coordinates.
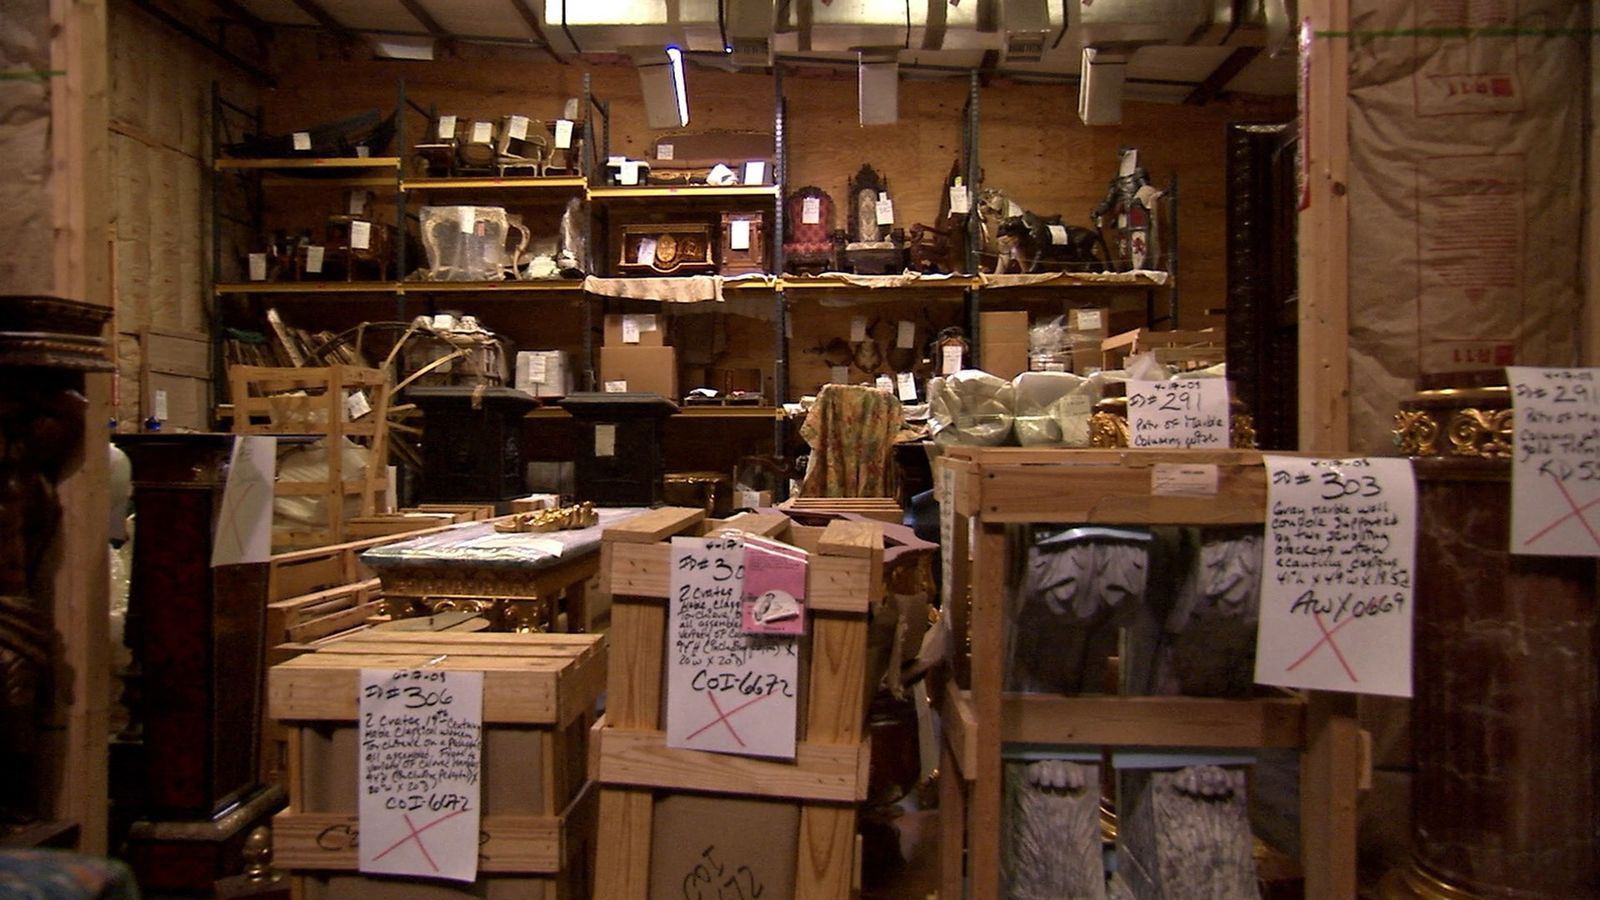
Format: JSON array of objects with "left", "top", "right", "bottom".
[
  {"left": 620, "top": 161, "right": 641, "bottom": 185},
  {"left": 154, "top": 390, "right": 169, "bottom": 421},
  {"left": 1048, "top": 224, "right": 1069, "bottom": 245},
  {"left": 850, "top": 316, "right": 867, "bottom": 342},
  {"left": 743, "top": 160, "right": 766, "bottom": 185},
  {"left": 471, "top": 120, "right": 493, "bottom": 143},
  {"left": 459, "top": 206, "right": 475, "bottom": 235},
  {"left": 736, "top": 489, "right": 762, "bottom": 509},
  {"left": 527, "top": 354, "right": 548, "bottom": 383},
  {"left": 657, "top": 143, "right": 675, "bottom": 160},
  {"left": 247, "top": 252, "right": 267, "bottom": 281},
  {"left": 875, "top": 197, "right": 895, "bottom": 224},
  {"left": 1075, "top": 309, "right": 1103, "bottom": 331},
  {"left": 1151, "top": 463, "right": 1219, "bottom": 497},
  {"left": 897, "top": 371, "right": 917, "bottom": 401},
  {"left": 595, "top": 423, "right": 617, "bottom": 457},
  {"left": 637, "top": 237, "right": 657, "bottom": 264},
  {"left": 563, "top": 97, "right": 580, "bottom": 120},
  {"left": 348, "top": 190, "right": 366, "bottom": 216},
  {"left": 554, "top": 119, "right": 573, "bottom": 149},
  {"left": 949, "top": 185, "right": 970, "bottom": 215},
  {"left": 622, "top": 316, "right": 642, "bottom": 344},
  {"left": 306, "top": 245, "right": 325, "bottom": 273},
  {"left": 1120, "top": 149, "right": 1139, "bottom": 177},
  {"left": 729, "top": 219, "right": 751, "bottom": 250},
  {"left": 438, "top": 115, "right": 457, "bottom": 139},
  {"left": 639, "top": 314, "right": 658, "bottom": 332},
  {"left": 802, "top": 196, "right": 821, "bottom": 225},
  {"left": 896, "top": 320, "right": 915, "bottom": 349},
  {"left": 350, "top": 220, "right": 372, "bottom": 250},
  {"left": 345, "top": 390, "right": 372, "bottom": 421},
  {"left": 507, "top": 114, "right": 529, "bottom": 141},
  {"left": 604, "top": 380, "right": 628, "bottom": 393},
  {"left": 355, "top": 145, "right": 369, "bottom": 158},
  {"left": 607, "top": 155, "right": 626, "bottom": 166},
  {"left": 830, "top": 366, "right": 849, "bottom": 385},
  {"left": 292, "top": 131, "right": 311, "bottom": 151},
  {"left": 1008, "top": 200, "right": 1024, "bottom": 218},
  {"left": 1062, "top": 393, "right": 1092, "bottom": 416},
  {"left": 876, "top": 374, "right": 894, "bottom": 393},
  {"left": 942, "top": 345, "right": 962, "bottom": 375}
]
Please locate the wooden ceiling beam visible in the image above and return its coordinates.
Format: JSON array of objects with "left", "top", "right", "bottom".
[
  {"left": 1184, "top": 45, "right": 1261, "bottom": 106},
  {"left": 207, "top": 0, "right": 271, "bottom": 40},
  {"left": 287, "top": 0, "right": 356, "bottom": 42},
  {"left": 509, "top": 0, "right": 567, "bottom": 63},
  {"left": 395, "top": 0, "right": 449, "bottom": 42}
]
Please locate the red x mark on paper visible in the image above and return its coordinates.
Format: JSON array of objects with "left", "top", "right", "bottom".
[
  {"left": 1287, "top": 612, "right": 1359, "bottom": 683},
  {"left": 1523, "top": 473, "right": 1600, "bottom": 550},
  {"left": 685, "top": 692, "right": 771, "bottom": 747},
  {"left": 371, "top": 809, "right": 469, "bottom": 872}
]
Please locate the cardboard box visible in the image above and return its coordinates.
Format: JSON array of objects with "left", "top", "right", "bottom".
[
  {"left": 980, "top": 310, "right": 1030, "bottom": 380},
  {"left": 603, "top": 313, "right": 665, "bottom": 347},
  {"left": 514, "top": 350, "right": 572, "bottom": 398},
  {"left": 600, "top": 345, "right": 679, "bottom": 398}
]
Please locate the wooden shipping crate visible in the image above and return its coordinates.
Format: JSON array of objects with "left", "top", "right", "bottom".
[
  {"left": 268, "top": 631, "right": 606, "bottom": 900},
  {"left": 932, "top": 447, "right": 1361, "bottom": 900},
  {"left": 592, "top": 507, "right": 884, "bottom": 900}
]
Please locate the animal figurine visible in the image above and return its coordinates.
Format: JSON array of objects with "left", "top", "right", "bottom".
[{"left": 995, "top": 215, "right": 1109, "bottom": 274}]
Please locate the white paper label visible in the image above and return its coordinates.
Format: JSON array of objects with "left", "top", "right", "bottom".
[
  {"left": 355, "top": 145, "right": 369, "bottom": 158},
  {"left": 743, "top": 160, "right": 766, "bottom": 185},
  {"left": 636, "top": 237, "right": 657, "bottom": 265},
  {"left": 802, "top": 196, "right": 821, "bottom": 225},
  {"left": 459, "top": 206, "right": 475, "bottom": 235},
  {"left": 471, "top": 121, "right": 493, "bottom": 143},
  {"left": 622, "top": 316, "right": 641, "bottom": 344},
  {"left": 604, "top": 380, "right": 627, "bottom": 393},
  {"left": 1062, "top": 393, "right": 1092, "bottom": 416},
  {"left": 345, "top": 390, "right": 372, "bottom": 421},
  {"left": 554, "top": 119, "right": 573, "bottom": 149},
  {"left": 358, "top": 668, "right": 483, "bottom": 882},
  {"left": 729, "top": 219, "right": 751, "bottom": 251},
  {"left": 1507, "top": 367, "right": 1600, "bottom": 556},
  {"left": 210, "top": 435, "right": 275, "bottom": 567},
  {"left": 666, "top": 535, "right": 798, "bottom": 759},
  {"left": 949, "top": 186, "right": 970, "bottom": 215},
  {"left": 247, "top": 252, "right": 267, "bottom": 281},
  {"left": 563, "top": 97, "right": 580, "bottom": 119},
  {"left": 292, "top": 131, "right": 311, "bottom": 151},
  {"left": 1048, "top": 224, "right": 1069, "bottom": 245},
  {"left": 897, "top": 371, "right": 917, "bottom": 401},
  {"left": 876, "top": 374, "right": 894, "bottom": 393},
  {"left": 507, "top": 114, "right": 528, "bottom": 141},
  {"left": 607, "top": 155, "right": 626, "bottom": 166},
  {"left": 1008, "top": 200, "right": 1024, "bottom": 218},
  {"left": 850, "top": 316, "right": 867, "bottom": 343},
  {"left": 830, "top": 366, "right": 849, "bottom": 385},
  {"left": 896, "top": 320, "right": 915, "bottom": 349},
  {"left": 1075, "top": 309, "right": 1103, "bottom": 331},
  {"left": 638, "top": 314, "right": 658, "bottom": 332},
  {"left": 350, "top": 220, "right": 372, "bottom": 250},
  {"left": 306, "top": 245, "right": 325, "bottom": 274},
  {"left": 1150, "top": 463, "right": 1218, "bottom": 496},
  {"left": 1126, "top": 378, "right": 1230, "bottom": 448},
  {"left": 437, "top": 114, "right": 457, "bottom": 139},
  {"left": 657, "top": 143, "right": 674, "bottom": 160},
  {"left": 527, "top": 354, "right": 548, "bottom": 383},
  {"left": 346, "top": 190, "right": 365, "bottom": 216},
  {"left": 942, "top": 345, "right": 962, "bottom": 375},
  {"left": 595, "top": 423, "right": 616, "bottom": 457},
  {"left": 1120, "top": 149, "right": 1139, "bottom": 176},
  {"left": 153, "top": 390, "right": 169, "bottom": 421},
  {"left": 875, "top": 197, "right": 895, "bottom": 225},
  {"left": 1255, "top": 456, "right": 1417, "bottom": 698},
  {"left": 620, "top": 161, "right": 641, "bottom": 185}
]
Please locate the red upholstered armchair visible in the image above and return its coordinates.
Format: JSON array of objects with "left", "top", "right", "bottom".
[{"left": 782, "top": 185, "right": 843, "bottom": 275}]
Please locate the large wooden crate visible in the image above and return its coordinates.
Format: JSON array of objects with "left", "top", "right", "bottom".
[
  {"left": 229, "top": 364, "right": 391, "bottom": 549},
  {"left": 933, "top": 447, "right": 1361, "bottom": 900},
  {"left": 592, "top": 507, "right": 884, "bottom": 900},
  {"left": 268, "top": 631, "right": 606, "bottom": 900}
]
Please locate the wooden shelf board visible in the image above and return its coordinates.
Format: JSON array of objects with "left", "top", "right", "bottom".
[
  {"left": 261, "top": 174, "right": 397, "bottom": 189},
  {"left": 525, "top": 405, "right": 782, "bottom": 420},
  {"left": 780, "top": 275, "right": 977, "bottom": 291},
  {"left": 588, "top": 184, "right": 779, "bottom": 200},
  {"left": 403, "top": 175, "right": 588, "bottom": 192},
  {"left": 214, "top": 157, "right": 401, "bottom": 171},
  {"left": 214, "top": 281, "right": 400, "bottom": 295},
  {"left": 399, "top": 281, "right": 585, "bottom": 294}
]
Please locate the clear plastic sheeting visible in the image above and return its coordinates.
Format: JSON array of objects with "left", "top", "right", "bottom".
[
  {"left": 927, "top": 369, "right": 1015, "bottom": 446},
  {"left": 1011, "top": 371, "right": 1100, "bottom": 447},
  {"left": 361, "top": 506, "right": 646, "bottom": 572}
]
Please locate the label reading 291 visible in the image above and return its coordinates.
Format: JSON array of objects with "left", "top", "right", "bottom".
[{"left": 1126, "top": 378, "right": 1230, "bottom": 449}]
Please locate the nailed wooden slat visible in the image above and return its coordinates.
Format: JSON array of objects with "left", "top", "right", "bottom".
[
  {"left": 816, "top": 519, "right": 881, "bottom": 559},
  {"left": 596, "top": 728, "right": 869, "bottom": 803},
  {"left": 272, "top": 811, "right": 563, "bottom": 872},
  {"left": 602, "top": 507, "right": 706, "bottom": 544}
]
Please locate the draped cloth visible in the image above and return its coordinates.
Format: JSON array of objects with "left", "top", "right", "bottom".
[{"left": 798, "top": 384, "right": 903, "bottom": 498}]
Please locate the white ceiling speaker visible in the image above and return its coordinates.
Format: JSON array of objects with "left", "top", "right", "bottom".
[
  {"left": 633, "top": 45, "right": 690, "bottom": 129},
  {"left": 1079, "top": 47, "right": 1128, "bottom": 126},
  {"left": 858, "top": 51, "right": 899, "bottom": 126}
]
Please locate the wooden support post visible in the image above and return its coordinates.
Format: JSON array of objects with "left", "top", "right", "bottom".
[
  {"left": 967, "top": 523, "right": 1008, "bottom": 900},
  {"left": 1300, "top": 691, "right": 1360, "bottom": 899},
  {"left": 939, "top": 733, "right": 967, "bottom": 899}
]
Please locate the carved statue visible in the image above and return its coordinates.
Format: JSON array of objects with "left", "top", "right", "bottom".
[
  {"left": 1091, "top": 146, "right": 1158, "bottom": 272},
  {"left": 978, "top": 188, "right": 1109, "bottom": 275}
]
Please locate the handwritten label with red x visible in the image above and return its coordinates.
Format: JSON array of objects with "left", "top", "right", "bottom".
[
  {"left": 1254, "top": 456, "right": 1417, "bottom": 698},
  {"left": 1508, "top": 367, "right": 1600, "bottom": 557},
  {"left": 358, "top": 667, "right": 483, "bottom": 882},
  {"left": 666, "top": 535, "right": 799, "bottom": 760}
]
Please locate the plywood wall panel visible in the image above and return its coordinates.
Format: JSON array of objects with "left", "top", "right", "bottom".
[{"left": 0, "top": 0, "right": 55, "bottom": 295}]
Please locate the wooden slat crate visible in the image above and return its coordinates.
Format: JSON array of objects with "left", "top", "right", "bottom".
[
  {"left": 591, "top": 507, "right": 883, "bottom": 900},
  {"left": 268, "top": 631, "right": 607, "bottom": 900},
  {"left": 1100, "top": 326, "right": 1225, "bottom": 371},
  {"left": 933, "top": 447, "right": 1361, "bottom": 900},
  {"left": 779, "top": 495, "right": 904, "bottom": 525}
]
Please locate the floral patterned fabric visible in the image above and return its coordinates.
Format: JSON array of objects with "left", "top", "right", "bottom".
[
  {"left": 0, "top": 850, "right": 140, "bottom": 900},
  {"left": 798, "top": 384, "right": 903, "bottom": 498}
]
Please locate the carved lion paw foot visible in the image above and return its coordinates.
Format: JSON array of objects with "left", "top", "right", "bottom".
[
  {"left": 1024, "top": 759, "right": 1087, "bottom": 793},
  {"left": 1172, "top": 764, "right": 1236, "bottom": 800}
]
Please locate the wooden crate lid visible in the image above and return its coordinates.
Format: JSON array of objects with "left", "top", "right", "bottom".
[{"left": 269, "top": 632, "right": 604, "bottom": 725}]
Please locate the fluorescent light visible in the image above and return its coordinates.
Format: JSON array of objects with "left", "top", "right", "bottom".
[{"left": 666, "top": 46, "right": 689, "bottom": 127}]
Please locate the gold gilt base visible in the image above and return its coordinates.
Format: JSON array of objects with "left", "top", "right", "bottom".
[{"left": 1379, "top": 858, "right": 1483, "bottom": 900}]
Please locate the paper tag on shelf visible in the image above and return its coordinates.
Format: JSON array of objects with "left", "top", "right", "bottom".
[
  {"left": 657, "top": 143, "right": 674, "bottom": 160},
  {"left": 896, "top": 320, "right": 914, "bottom": 349},
  {"left": 949, "top": 185, "right": 970, "bottom": 215},
  {"left": 1048, "top": 224, "right": 1069, "bottom": 245},
  {"left": 1151, "top": 463, "right": 1219, "bottom": 496},
  {"left": 622, "top": 316, "right": 642, "bottom": 344},
  {"left": 348, "top": 190, "right": 366, "bottom": 216},
  {"left": 345, "top": 390, "right": 372, "bottom": 421},
  {"left": 743, "top": 160, "right": 766, "bottom": 185},
  {"left": 607, "top": 155, "right": 626, "bottom": 166},
  {"left": 620, "top": 161, "right": 641, "bottom": 185},
  {"left": 471, "top": 120, "right": 493, "bottom": 143},
  {"left": 595, "top": 423, "right": 617, "bottom": 457},
  {"left": 247, "top": 252, "right": 267, "bottom": 281},
  {"left": 563, "top": 97, "right": 580, "bottom": 120},
  {"left": 603, "top": 380, "right": 627, "bottom": 393},
  {"left": 830, "top": 366, "right": 849, "bottom": 385},
  {"left": 350, "top": 220, "right": 372, "bottom": 250},
  {"left": 355, "top": 145, "right": 369, "bottom": 158},
  {"left": 730, "top": 218, "right": 751, "bottom": 250},
  {"left": 292, "top": 131, "right": 311, "bottom": 151},
  {"left": 1062, "top": 393, "right": 1092, "bottom": 416},
  {"left": 154, "top": 390, "right": 169, "bottom": 421},
  {"left": 876, "top": 374, "right": 894, "bottom": 393},
  {"left": 306, "top": 245, "right": 325, "bottom": 274},
  {"left": 508, "top": 115, "right": 529, "bottom": 141},
  {"left": 897, "top": 371, "right": 917, "bottom": 401},
  {"left": 637, "top": 237, "right": 657, "bottom": 264},
  {"left": 1007, "top": 200, "right": 1024, "bottom": 218},
  {"left": 942, "top": 345, "right": 962, "bottom": 375},
  {"left": 1074, "top": 309, "right": 1103, "bottom": 331},
  {"left": 875, "top": 196, "right": 895, "bottom": 224},
  {"left": 1120, "top": 149, "right": 1139, "bottom": 176},
  {"left": 802, "top": 196, "right": 821, "bottom": 225},
  {"left": 438, "top": 114, "right": 456, "bottom": 139},
  {"left": 850, "top": 316, "right": 867, "bottom": 342},
  {"left": 459, "top": 206, "right": 475, "bottom": 235},
  {"left": 639, "top": 314, "right": 658, "bottom": 332},
  {"left": 527, "top": 354, "right": 547, "bottom": 383},
  {"left": 554, "top": 119, "right": 573, "bottom": 149}
]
